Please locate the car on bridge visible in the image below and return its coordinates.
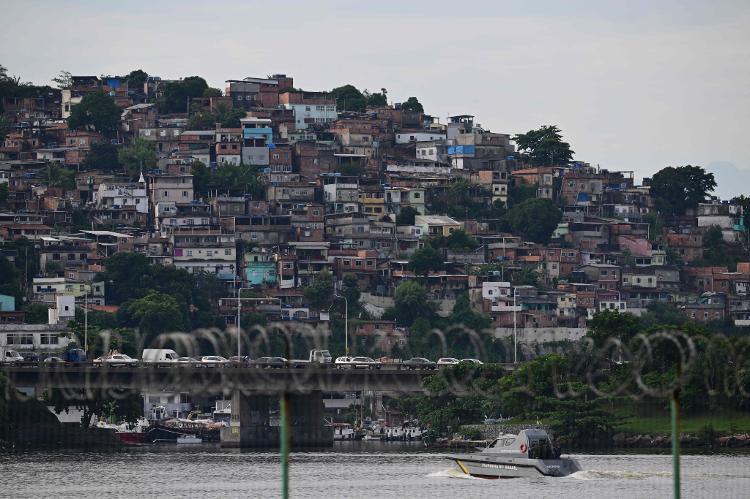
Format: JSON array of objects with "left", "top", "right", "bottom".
[
  {"left": 229, "top": 356, "right": 251, "bottom": 364},
  {"left": 176, "top": 356, "right": 199, "bottom": 364},
  {"left": 200, "top": 356, "right": 230, "bottom": 365},
  {"left": 0, "top": 347, "right": 24, "bottom": 363},
  {"left": 460, "top": 358, "right": 484, "bottom": 365},
  {"left": 437, "top": 357, "right": 460, "bottom": 366},
  {"left": 93, "top": 353, "right": 139, "bottom": 364},
  {"left": 335, "top": 356, "right": 380, "bottom": 369},
  {"left": 403, "top": 357, "right": 437, "bottom": 370},
  {"left": 253, "top": 356, "right": 288, "bottom": 368}
]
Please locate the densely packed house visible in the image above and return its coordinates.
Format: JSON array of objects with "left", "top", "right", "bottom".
[{"left": 1, "top": 72, "right": 748, "bottom": 354}]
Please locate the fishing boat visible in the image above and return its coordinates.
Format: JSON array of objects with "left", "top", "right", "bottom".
[
  {"left": 447, "top": 429, "right": 581, "bottom": 479},
  {"left": 95, "top": 418, "right": 149, "bottom": 445},
  {"left": 328, "top": 422, "right": 356, "bottom": 441}
]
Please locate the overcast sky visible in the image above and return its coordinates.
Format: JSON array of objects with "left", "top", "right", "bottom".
[{"left": 2, "top": 0, "right": 748, "bottom": 198}]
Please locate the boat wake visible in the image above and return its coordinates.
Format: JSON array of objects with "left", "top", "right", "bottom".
[
  {"left": 427, "top": 468, "right": 483, "bottom": 480},
  {"left": 568, "top": 469, "right": 670, "bottom": 481}
]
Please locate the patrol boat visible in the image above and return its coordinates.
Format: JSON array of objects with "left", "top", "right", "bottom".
[{"left": 447, "top": 429, "right": 581, "bottom": 478}]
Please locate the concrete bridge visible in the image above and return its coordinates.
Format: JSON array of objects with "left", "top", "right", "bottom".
[
  {"left": 1, "top": 364, "right": 446, "bottom": 448},
  {"left": 0, "top": 364, "right": 436, "bottom": 394}
]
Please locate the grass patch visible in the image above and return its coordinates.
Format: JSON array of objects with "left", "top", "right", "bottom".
[{"left": 618, "top": 411, "right": 750, "bottom": 434}]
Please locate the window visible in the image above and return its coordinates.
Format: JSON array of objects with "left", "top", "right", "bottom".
[
  {"left": 225, "top": 249, "right": 231, "bottom": 256},
  {"left": 182, "top": 191, "right": 187, "bottom": 197},
  {"left": 355, "top": 260, "right": 362, "bottom": 267},
  {"left": 8, "top": 334, "right": 33, "bottom": 345},
  {"left": 40, "top": 334, "right": 57, "bottom": 345},
  {"left": 187, "top": 250, "right": 193, "bottom": 257}
]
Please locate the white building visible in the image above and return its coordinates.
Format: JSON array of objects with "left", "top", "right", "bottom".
[
  {"left": 48, "top": 295, "right": 75, "bottom": 325},
  {"left": 282, "top": 103, "right": 337, "bottom": 130},
  {"left": 172, "top": 230, "right": 236, "bottom": 279},
  {"left": 395, "top": 131, "right": 446, "bottom": 144},
  {"left": 482, "top": 281, "right": 511, "bottom": 300},
  {"left": 94, "top": 178, "right": 148, "bottom": 214},
  {"left": 0, "top": 324, "right": 74, "bottom": 356}
]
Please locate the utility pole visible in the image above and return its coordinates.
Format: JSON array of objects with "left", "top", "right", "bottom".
[
  {"left": 236, "top": 293, "right": 242, "bottom": 359},
  {"left": 84, "top": 291, "right": 88, "bottom": 353},
  {"left": 513, "top": 287, "right": 518, "bottom": 364},
  {"left": 335, "top": 293, "right": 349, "bottom": 356}
]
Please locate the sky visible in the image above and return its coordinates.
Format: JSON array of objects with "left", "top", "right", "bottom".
[{"left": 2, "top": 0, "right": 749, "bottom": 198}]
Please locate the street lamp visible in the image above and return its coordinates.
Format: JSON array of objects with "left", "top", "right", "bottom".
[
  {"left": 512, "top": 287, "right": 519, "bottom": 364},
  {"left": 334, "top": 293, "right": 349, "bottom": 356},
  {"left": 84, "top": 291, "right": 89, "bottom": 353},
  {"left": 233, "top": 289, "right": 282, "bottom": 359}
]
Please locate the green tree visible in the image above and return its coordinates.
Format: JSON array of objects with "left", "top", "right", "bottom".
[
  {"left": 158, "top": 76, "right": 209, "bottom": 114},
  {"left": 83, "top": 142, "right": 120, "bottom": 171},
  {"left": 510, "top": 267, "right": 539, "bottom": 288},
  {"left": 341, "top": 273, "right": 362, "bottom": 312},
  {"left": 587, "top": 310, "right": 642, "bottom": 348},
  {"left": 24, "top": 303, "right": 49, "bottom": 324},
  {"left": 126, "top": 69, "right": 148, "bottom": 90},
  {"left": 0, "top": 255, "right": 22, "bottom": 304},
  {"left": 408, "top": 247, "right": 444, "bottom": 276},
  {"left": 0, "top": 183, "right": 8, "bottom": 209},
  {"left": 396, "top": 206, "right": 418, "bottom": 225},
  {"left": 51, "top": 70, "right": 73, "bottom": 89},
  {"left": 331, "top": 84, "right": 366, "bottom": 112},
  {"left": 119, "top": 290, "right": 189, "bottom": 343},
  {"left": 650, "top": 165, "right": 716, "bottom": 215},
  {"left": 643, "top": 212, "right": 664, "bottom": 242},
  {"left": 701, "top": 225, "right": 732, "bottom": 267},
  {"left": 448, "top": 293, "right": 491, "bottom": 332},
  {"left": 514, "top": 125, "right": 574, "bottom": 166},
  {"left": 390, "top": 281, "right": 435, "bottom": 327},
  {"left": 97, "top": 252, "right": 151, "bottom": 303},
  {"left": 48, "top": 387, "right": 142, "bottom": 427},
  {"left": 507, "top": 181, "right": 537, "bottom": 207},
  {"left": 0, "top": 115, "right": 10, "bottom": 142},
  {"left": 67, "top": 92, "right": 121, "bottom": 137},
  {"left": 202, "top": 87, "right": 222, "bottom": 98},
  {"left": 40, "top": 163, "right": 75, "bottom": 190},
  {"left": 199, "top": 163, "right": 265, "bottom": 198},
  {"left": 505, "top": 198, "right": 562, "bottom": 244},
  {"left": 430, "top": 230, "right": 479, "bottom": 251},
  {"left": 366, "top": 92, "right": 387, "bottom": 107},
  {"left": 401, "top": 97, "right": 424, "bottom": 113},
  {"left": 303, "top": 269, "right": 334, "bottom": 310},
  {"left": 118, "top": 137, "right": 157, "bottom": 178},
  {"left": 187, "top": 105, "right": 245, "bottom": 130}
]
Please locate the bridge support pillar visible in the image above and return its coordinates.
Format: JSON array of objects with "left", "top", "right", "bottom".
[{"left": 220, "top": 390, "right": 332, "bottom": 448}]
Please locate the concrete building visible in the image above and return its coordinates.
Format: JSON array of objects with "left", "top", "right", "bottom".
[{"left": 280, "top": 91, "right": 337, "bottom": 130}]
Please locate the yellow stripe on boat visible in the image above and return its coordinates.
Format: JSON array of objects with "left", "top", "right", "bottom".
[{"left": 455, "top": 460, "right": 469, "bottom": 474}]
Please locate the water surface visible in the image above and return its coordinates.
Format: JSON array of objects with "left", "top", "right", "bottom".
[{"left": 2, "top": 443, "right": 749, "bottom": 498}]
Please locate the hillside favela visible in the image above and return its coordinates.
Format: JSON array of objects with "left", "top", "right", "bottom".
[{"left": 1, "top": 6, "right": 749, "bottom": 498}]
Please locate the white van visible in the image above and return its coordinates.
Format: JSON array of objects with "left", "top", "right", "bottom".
[
  {"left": 141, "top": 349, "right": 180, "bottom": 362},
  {"left": 0, "top": 347, "right": 24, "bottom": 363}
]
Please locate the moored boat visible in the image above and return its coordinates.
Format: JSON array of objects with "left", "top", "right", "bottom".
[{"left": 447, "top": 429, "right": 581, "bottom": 479}]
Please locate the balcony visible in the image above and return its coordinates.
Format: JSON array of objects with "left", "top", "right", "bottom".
[{"left": 490, "top": 304, "right": 523, "bottom": 313}]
